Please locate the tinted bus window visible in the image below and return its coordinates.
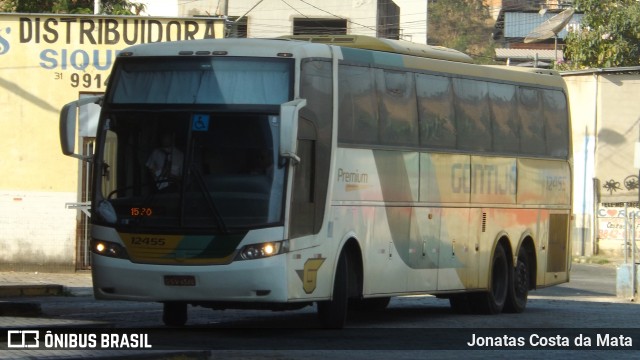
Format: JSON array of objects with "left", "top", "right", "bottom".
[
  {"left": 518, "top": 87, "right": 546, "bottom": 156},
  {"left": 416, "top": 73, "right": 456, "bottom": 150},
  {"left": 111, "top": 57, "right": 292, "bottom": 105},
  {"left": 543, "top": 90, "right": 569, "bottom": 158},
  {"left": 338, "top": 65, "right": 378, "bottom": 144},
  {"left": 453, "top": 78, "right": 491, "bottom": 152},
  {"left": 377, "top": 69, "right": 419, "bottom": 147},
  {"left": 489, "top": 83, "right": 519, "bottom": 154}
]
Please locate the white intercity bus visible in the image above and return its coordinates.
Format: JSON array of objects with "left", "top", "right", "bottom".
[{"left": 60, "top": 35, "right": 572, "bottom": 328}]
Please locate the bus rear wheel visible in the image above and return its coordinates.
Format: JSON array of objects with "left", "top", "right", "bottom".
[
  {"left": 504, "top": 246, "right": 530, "bottom": 313},
  {"left": 471, "top": 244, "right": 509, "bottom": 314},
  {"left": 162, "top": 302, "right": 187, "bottom": 327},
  {"left": 317, "top": 251, "right": 349, "bottom": 329}
]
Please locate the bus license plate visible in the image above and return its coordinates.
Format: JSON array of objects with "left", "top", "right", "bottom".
[{"left": 164, "top": 275, "right": 196, "bottom": 286}]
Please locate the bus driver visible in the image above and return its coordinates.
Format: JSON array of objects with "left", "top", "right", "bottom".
[{"left": 146, "top": 133, "right": 183, "bottom": 191}]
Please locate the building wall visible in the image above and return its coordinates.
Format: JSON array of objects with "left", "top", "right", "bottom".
[
  {"left": 563, "top": 71, "right": 640, "bottom": 258},
  {"left": 163, "top": 0, "right": 427, "bottom": 44},
  {"left": 229, "top": 0, "right": 377, "bottom": 39},
  {"left": 0, "top": 192, "right": 77, "bottom": 271},
  {"left": 563, "top": 74, "right": 597, "bottom": 257}
]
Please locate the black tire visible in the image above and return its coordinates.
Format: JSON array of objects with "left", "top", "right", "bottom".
[
  {"left": 317, "top": 252, "right": 349, "bottom": 329},
  {"left": 471, "top": 244, "right": 509, "bottom": 314},
  {"left": 350, "top": 297, "right": 390, "bottom": 312},
  {"left": 162, "top": 302, "right": 187, "bottom": 327},
  {"left": 504, "top": 246, "right": 530, "bottom": 313}
]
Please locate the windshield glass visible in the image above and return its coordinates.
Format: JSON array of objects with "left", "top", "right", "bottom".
[
  {"left": 110, "top": 57, "right": 292, "bottom": 105},
  {"left": 95, "top": 111, "right": 285, "bottom": 231}
]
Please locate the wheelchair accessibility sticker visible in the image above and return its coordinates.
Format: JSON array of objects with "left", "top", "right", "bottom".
[{"left": 192, "top": 114, "right": 210, "bottom": 131}]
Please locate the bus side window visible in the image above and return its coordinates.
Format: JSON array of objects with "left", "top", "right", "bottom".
[
  {"left": 338, "top": 65, "right": 378, "bottom": 145},
  {"left": 416, "top": 73, "right": 456, "bottom": 150},
  {"left": 518, "top": 87, "right": 546, "bottom": 156},
  {"left": 377, "top": 69, "right": 418, "bottom": 147},
  {"left": 543, "top": 90, "right": 569, "bottom": 158}
]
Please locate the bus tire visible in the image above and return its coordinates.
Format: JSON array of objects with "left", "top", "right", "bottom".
[
  {"left": 162, "top": 302, "right": 187, "bottom": 327},
  {"left": 317, "top": 251, "right": 349, "bottom": 329},
  {"left": 471, "top": 244, "right": 509, "bottom": 315},
  {"left": 504, "top": 246, "right": 530, "bottom": 313}
]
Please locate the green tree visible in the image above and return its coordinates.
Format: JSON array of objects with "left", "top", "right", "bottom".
[
  {"left": 563, "top": 0, "right": 640, "bottom": 69},
  {"left": 427, "top": 0, "right": 497, "bottom": 64},
  {"left": 0, "top": 0, "right": 145, "bottom": 15}
]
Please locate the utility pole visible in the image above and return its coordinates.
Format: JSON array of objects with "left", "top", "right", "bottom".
[{"left": 425, "top": 0, "right": 428, "bottom": 43}]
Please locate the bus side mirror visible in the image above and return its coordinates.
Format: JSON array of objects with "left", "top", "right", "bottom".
[
  {"left": 60, "top": 96, "right": 102, "bottom": 161},
  {"left": 279, "top": 98, "right": 307, "bottom": 165}
]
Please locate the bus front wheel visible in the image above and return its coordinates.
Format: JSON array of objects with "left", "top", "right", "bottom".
[
  {"left": 162, "top": 302, "right": 188, "bottom": 327},
  {"left": 317, "top": 251, "right": 349, "bottom": 329}
]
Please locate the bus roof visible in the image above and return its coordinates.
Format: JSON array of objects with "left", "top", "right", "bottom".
[
  {"left": 280, "top": 35, "right": 474, "bottom": 64},
  {"left": 116, "top": 37, "right": 566, "bottom": 90}
]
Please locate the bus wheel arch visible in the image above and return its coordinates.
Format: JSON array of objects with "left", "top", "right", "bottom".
[{"left": 317, "top": 237, "right": 362, "bottom": 328}]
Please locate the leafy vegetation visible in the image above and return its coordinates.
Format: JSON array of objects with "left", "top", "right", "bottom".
[
  {"left": 563, "top": 0, "right": 640, "bottom": 69},
  {"left": 427, "top": 0, "right": 497, "bottom": 64},
  {"left": 0, "top": 0, "right": 146, "bottom": 15}
]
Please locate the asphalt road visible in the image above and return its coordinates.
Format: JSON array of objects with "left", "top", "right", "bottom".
[{"left": 3, "top": 263, "right": 639, "bottom": 359}]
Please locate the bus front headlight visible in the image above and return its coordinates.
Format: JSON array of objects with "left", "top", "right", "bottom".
[
  {"left": 91, "top": 239, "right": 129, "bottom": 259},
  {"left": 237, "top": 241, "right": 288, "bottom": 261}
]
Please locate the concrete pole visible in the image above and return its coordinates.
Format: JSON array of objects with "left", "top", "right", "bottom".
[{"left": 633, "top": 213, "right": 637, "bottom": 297}]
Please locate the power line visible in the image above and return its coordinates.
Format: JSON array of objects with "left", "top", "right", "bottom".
[{"left": 295, "top": 0, "right": 378, "bottom": 33}]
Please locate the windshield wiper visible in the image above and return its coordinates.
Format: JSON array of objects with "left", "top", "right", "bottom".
[{"left": 187, "top": 166, "right": 228, "bottom": 234}]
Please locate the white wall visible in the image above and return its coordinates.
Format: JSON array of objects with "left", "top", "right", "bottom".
[
  {"left": 140, "top": 0, "right": 179, "bottom": 16},
  {"left": 564, "top": 74, "right": 597, "bottom": 257},
  {"left": 564, "top": 71, "right": 640, "bottom": 258},
  {"left": 392, "top": 0, "right": 427, "bottom": 44},
  {"left": 0, "top": 191, "right": 77, "bottom": 270}
]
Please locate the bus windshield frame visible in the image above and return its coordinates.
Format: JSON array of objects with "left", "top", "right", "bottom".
[{"left": 92, "top": 56, "right": 295, "bottom": 233}]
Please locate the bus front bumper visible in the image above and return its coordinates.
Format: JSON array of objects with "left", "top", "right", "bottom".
[{"left": 91, "top": 253, "right": 289, "bottom": 303}]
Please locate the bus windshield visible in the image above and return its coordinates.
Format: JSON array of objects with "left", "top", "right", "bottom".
[
  {"left": 96, "top": 111, "right": 285, "bottom": 232},
  {"left": 110, "top": 57, "right": 291, "bottom": 105},
  {"left": 94, "top": 56, "right": 294, "bottom": 232}
]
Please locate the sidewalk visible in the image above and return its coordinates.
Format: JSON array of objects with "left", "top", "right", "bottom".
[
  {"left": 0, "top": 270, "right": 93, "bottom": 318},
  {"left": 0, "top": 271, "right": 210, "bottom": 360}
]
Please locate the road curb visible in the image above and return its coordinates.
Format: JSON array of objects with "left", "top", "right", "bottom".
[
  {"left": 0, "top": 284, "right": 65, "bottom": 317},
  {"left": 0, "top": 284, "right": 64, "bottom": 298}
]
